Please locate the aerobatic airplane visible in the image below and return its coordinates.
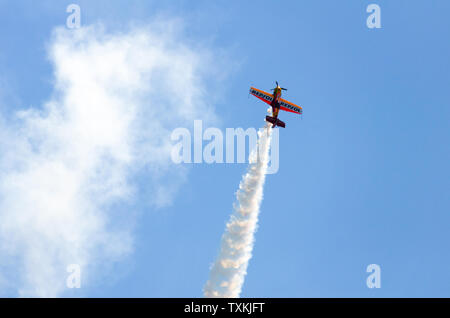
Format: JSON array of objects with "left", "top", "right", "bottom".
[{"left": 249, "top": 81, "right": 302, "bottom": 128}]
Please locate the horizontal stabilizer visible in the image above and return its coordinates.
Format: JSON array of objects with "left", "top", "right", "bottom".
[{"left": 265, "top": 116, "right": 285, "bottom": 128}]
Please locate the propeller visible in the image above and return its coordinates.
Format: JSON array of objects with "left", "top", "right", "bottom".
[{"left": 271, "top": 81, "right": 287, "bottom": 91}]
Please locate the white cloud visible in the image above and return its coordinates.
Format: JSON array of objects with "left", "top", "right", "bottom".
[{"left": 0, "top": 21, "right": 223, "bottom": 297}]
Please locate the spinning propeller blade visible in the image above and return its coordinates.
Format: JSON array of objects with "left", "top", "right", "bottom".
[{"left": 271, "top": 81, "right": 287, "bottom": 91}]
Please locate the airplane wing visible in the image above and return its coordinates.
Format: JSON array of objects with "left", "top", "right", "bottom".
[
  {"left": 250, "top": 86, "right": 303, "bottom": 115},
  {"left": 249, "top": 87, "right": 273, "bottom": 105},
  {"left": 279, "top": 98, "right": 302, "bottom": 115}
]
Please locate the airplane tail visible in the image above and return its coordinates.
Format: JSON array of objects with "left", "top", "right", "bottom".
[{"left": 265, "top": 116, "right": 285, "bottom": 128}]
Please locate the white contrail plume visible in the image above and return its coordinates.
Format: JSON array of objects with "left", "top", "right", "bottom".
[{"left": 204, "top": 122, "right": 273, "bottom": 298}]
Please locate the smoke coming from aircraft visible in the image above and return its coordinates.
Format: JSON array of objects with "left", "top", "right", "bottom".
[{"left": 204, "top": 122, "right": 273, "bottom": 297}]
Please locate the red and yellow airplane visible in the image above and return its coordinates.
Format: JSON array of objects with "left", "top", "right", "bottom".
[{"left": 249, "top": 81, "right": 302, "bottom": 128}]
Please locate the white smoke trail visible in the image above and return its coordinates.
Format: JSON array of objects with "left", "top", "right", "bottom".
[{"left": 204, "top": 122, "right": 273, "bottom": 298}]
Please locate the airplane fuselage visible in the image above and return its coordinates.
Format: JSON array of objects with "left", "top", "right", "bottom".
[
  {"left": 271, "top": 87, "right": 282, "bottom": 107},
  {"left": 270, "top": 87, "right": 282, "bottom": 118}
]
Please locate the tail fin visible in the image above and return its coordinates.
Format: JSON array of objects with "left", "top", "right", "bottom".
[{"left": 265, "top": 116, "right": 285, "bottom": 128}]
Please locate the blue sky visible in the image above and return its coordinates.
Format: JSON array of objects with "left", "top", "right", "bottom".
[{"left": 0, "top": 0, "right": 449, "bottom": 297}]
